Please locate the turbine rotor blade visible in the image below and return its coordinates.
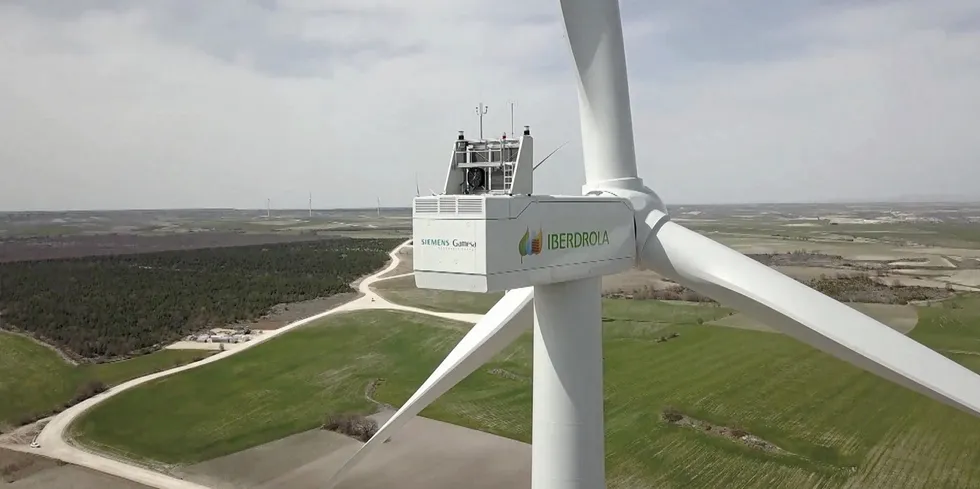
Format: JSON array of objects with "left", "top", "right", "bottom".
[
  {"left": 559, "top": 0, "right": 639, "bottom": 184},
  {"left": 325, "top": 287, "right": 535, "bottom": 488},
  {"left": 642, "top": 214, "right": 980, "bottom": 417}
]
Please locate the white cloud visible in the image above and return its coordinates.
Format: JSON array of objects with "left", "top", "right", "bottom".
[{"left": 0, "top": 0, "right": 978, "bottom": 210}]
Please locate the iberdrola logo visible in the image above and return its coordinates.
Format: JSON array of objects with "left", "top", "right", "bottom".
[{"left": 519, "top": 227, "right": 543, "bottom": 261}]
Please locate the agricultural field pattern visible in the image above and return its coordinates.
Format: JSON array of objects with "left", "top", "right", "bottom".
[{"left": 2, "top": 203, "right": 980, "bottom": 489}]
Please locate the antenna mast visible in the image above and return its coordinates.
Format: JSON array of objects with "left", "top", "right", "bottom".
[
  {"left": 475, "top": 102, "right": 489, "bottom": 139},
  {"left": 510, "top": 101, "right": 516, "bottom": 138}
]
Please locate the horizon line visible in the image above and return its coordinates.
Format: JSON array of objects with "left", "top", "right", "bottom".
[{"left": 3, "top": 200, "right": 980, "bottom": 213}]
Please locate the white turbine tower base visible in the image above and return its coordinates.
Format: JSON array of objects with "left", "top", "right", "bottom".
[{"left": 326, "top": 0, "right": 980, "bottom": 488}]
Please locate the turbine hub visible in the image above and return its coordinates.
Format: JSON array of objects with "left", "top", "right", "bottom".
[{"left": 581, "top": 184, "right": 668, "bottom": 270}]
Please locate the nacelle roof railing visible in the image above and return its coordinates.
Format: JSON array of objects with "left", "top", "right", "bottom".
[{"left": 455, "top": 139, "right": 522, "bottom": 164}]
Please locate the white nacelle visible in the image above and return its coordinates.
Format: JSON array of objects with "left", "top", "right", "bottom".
[{"left": 413, "top": 194, "right": 636, "bottom": 292}]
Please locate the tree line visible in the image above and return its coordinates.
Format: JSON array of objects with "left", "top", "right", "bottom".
[{"left": 0, "top": 238, "right": 401, "bottom": 361}]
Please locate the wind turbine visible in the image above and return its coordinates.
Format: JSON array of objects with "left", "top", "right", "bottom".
[
  {"left": 328, "top": 0, "right": 980, "bottom": 488},
  {"left": 415, "top": 172, "right": 438, "bottom": 197}
]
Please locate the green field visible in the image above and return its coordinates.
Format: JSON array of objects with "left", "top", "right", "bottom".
[
  {"left": 73, "top": 299, "right": 980, "bottom": 488},
  {"left": 373, "top": 275, "right": 502, "bottom": 313},
  {"left": 70, "top": 311, "right": 471, "bottom": 463},
  {"left": 0, "top": 332, "right": 211, "bottom": 428}
]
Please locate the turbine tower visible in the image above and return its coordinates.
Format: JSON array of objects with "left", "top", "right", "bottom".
[
  {"left": 328, "top": 1, "right": 980, "bottom": 488},
  {"left": 309, "top": 191, "right": 313, "bottom": 218}
]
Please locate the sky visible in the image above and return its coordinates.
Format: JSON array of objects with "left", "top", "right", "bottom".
[{"left": 1, "top": 0, "right": 979, "bottom": 211}]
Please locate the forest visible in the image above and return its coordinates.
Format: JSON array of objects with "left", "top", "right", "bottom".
[{"left": 0, "top": 238, "right": 401, "bottom": 361}]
